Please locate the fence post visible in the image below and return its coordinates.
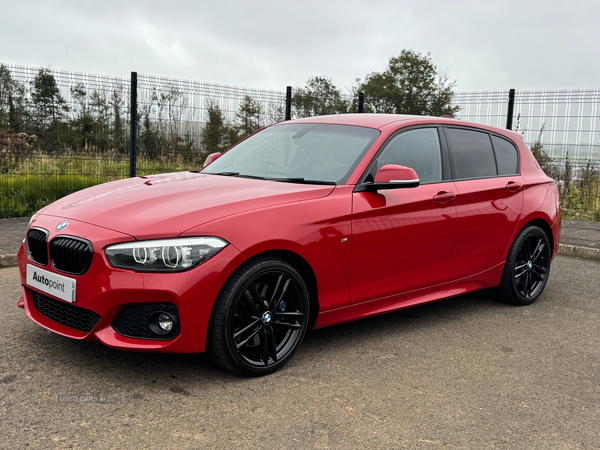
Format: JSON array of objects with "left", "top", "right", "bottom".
[
  {"left": 129, "top": 72, "right": 138, "bottom": 178},
  {"left": 285, "top": 86, "right": 292, "bottom": 121},
  {"left": 358, "top": 92, "right": 364, "bottom": 113},
  {"left": 506, "top": 88, "right": 515, "bottom": 130}
]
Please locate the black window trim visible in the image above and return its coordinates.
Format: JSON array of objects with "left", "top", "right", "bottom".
[
  {"left": 355, "top": 124, "right": 451, "bottom": 190},
  {"left": 440, "top": 125, "right": 521, "bottom": 182}
]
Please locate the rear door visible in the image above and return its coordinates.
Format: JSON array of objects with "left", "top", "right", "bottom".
[{"left": 444, "top": 127, "right": 524, "bottom": 279}]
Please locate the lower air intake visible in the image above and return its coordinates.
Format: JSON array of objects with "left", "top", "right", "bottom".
[{"left": 31, "top": 289, "right": 101, "bottom": 333}]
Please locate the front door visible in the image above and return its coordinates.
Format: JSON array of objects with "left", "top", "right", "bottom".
[{"left": 350, "top": 127, "right": 456, "bottom": 304}]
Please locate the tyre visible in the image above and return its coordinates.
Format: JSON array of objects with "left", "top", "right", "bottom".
[
  {"left": 208, "top": 256, "right": 310, "bottom": 376},
  {"left": 492, "top": 225, "right": 552, "bottom": 305}
]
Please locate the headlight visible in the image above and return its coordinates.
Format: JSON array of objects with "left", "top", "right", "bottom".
[{"left": 105, "top": 237, "right": 228, "bottom": 272}]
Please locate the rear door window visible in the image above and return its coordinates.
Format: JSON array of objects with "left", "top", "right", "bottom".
[{"left": 445, "top": 128, "right": 497, "bottom": 180}]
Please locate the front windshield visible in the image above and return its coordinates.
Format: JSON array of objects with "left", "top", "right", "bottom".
[{"left": 202, "top": 123, "right": 380, "bottom": 185}]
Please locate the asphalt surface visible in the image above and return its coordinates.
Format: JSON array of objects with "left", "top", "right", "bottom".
[
  {"left": 0, "top": 217, "right": 29, "bottom": 253},
  {"left": 559, "top": 219, "right": 600, "bottom": 249},
  {"left": 1, "top": 255, "right": 599, "bottom": 449}
]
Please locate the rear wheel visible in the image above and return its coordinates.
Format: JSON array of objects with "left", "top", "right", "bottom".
[
  {"left": 208, "top": 256, "right": 310, "bottom": 376},
  {"left": 492, "top": 225, "right": 552, "bottom": 305}
]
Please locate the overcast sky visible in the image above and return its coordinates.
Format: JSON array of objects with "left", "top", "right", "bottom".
[{"left": 1, "top": 0, "right": 599, "bottom": 94}]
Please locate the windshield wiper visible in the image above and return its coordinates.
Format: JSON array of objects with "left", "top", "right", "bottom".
[
  {"left": 207, "top": 171, "right": 239, "bottom": 176},
  {"left": 206, "top": 172, "right": 268, "bottom": 180},
  {"left": 273, "top": 177, "right": 336, "bottom": 186},
  {"left": 207, "top": 173, "right": 332, "bottom": 185},
  {"left": 236, "top": 174, "right": 266, "bottom": 180}
]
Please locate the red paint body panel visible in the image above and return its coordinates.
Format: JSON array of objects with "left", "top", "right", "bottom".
[
  {"left": 17, "top": 114, "right": 561, "bottom": 356},
  {"left": 452, "top": 176, "right": 524, "bottom": 279},
  {"left": 42, "top": 172, "right": 334, "bottom": 240},
  {"left": 316, "top": 262, "right": 505, "bottom": 329},
  {"left": 350, "top": 182, "right": 457, "bottom": 302},
  {"left": 181, "top": 185, "right": 355, "bottom": 311}
]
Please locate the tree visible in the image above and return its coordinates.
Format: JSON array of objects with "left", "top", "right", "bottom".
[
  {"left": 230, "top": 95, "right": 262, "bottom": 145},
  {"left": 137, "top": 84, "right": 196, "bottom": 159},
  {"left": 31, "top": 68, "right": 67, "bottom": 129},
  {"left": 0, "top": 64, "right": 27, "bottom": 132},
  {"left": 91, "top": 89, "right": 114, "bottom": 151},
  {"left": 156, "top": 84, "right": 187, "bottom": 149},
  {"left": 358, "top": 49, "right": 459, "bottom": 117},
  {"left": 292, "top": 76, "right": 348, "bottom": 118},
  {"left": 529, "top": 124, "right": 558, "bottom": 179},
  {"left": 560, "top": 152, "right": 573, "bottom": 209},
  {"left": 30, "top": 68, "right": 68, "bottom": 151},
  {"left": 109, "top": 85, "right": 127, "bottom": 152},
  {"left": 578, "top": 159, "right": 599, "bottom": 214},
  {"left": 69, "top": 83, "right": 95, "bottom": 150},
  {"left": 68, "top": 85, "right": 112, "bottom": 152},
  {"left": 201, "top": 99, "right": 228, "bottom": 154},
  {"left": 265, "top": 100, "right": 286, "bottom": 125}
]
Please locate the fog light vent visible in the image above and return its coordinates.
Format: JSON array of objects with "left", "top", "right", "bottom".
[{"left": 112, "top": 303, "right": 180, "bottom": 340}]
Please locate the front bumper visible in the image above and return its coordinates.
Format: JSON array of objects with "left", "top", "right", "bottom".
[{"left": 18, "top": 215, "right": 245, "bottom": 353}]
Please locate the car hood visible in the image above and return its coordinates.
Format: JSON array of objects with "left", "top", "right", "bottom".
[{"left": 39, "top": 172, "right": 335, "bottom": 240}]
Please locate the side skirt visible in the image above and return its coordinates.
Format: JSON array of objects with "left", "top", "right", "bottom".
[{"left": 313, "top": 262, "right": 504, "bottom": 329}]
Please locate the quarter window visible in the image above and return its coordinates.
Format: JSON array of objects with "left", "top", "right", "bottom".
[
  {"left": 377, "top": 128, "right": 442, "bottom": 183},
  {"left": 491, "top": 135, "right": 519, "bottom": 175}
]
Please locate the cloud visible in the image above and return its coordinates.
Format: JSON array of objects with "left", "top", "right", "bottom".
[{"left": 2, "top": 0, "right": 599, "bottom": 92}]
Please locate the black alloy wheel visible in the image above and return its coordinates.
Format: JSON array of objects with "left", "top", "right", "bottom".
[
  {"left": 208, "top": 257, "right": 310, "bottom": 376},
  {"left": 492, "top": 225, "right": 552, "bottom": 305}
]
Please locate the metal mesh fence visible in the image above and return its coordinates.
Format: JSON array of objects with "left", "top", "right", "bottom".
[
  {"left": 0, "top": 64, "right": 286, "bottom": 217},
  {"left": 453, "top": 89, "right": 600, "bottom": 219},
  {"left": 0, "top": 65, "right": 133, "bottom": 217},
  {"left": 1, "top": 63, "right": 599, "bottom": 219},
  {"left": 134, "top": 73, "right": 286, "bottom": 174},
  {"left": 453, "top": 89, "right": 600, "bottom": 163}
]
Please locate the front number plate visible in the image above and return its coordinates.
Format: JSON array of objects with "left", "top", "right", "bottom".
[{"left": 26, "top": 265, "right": 76, "bottom": 303}]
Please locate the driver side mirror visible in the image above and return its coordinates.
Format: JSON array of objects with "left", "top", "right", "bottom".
[
  {"left": 203, "top": 152, "right": 223, "bottom": 168},
  {"left": 355, "top": 164, "right": 420, "bottom": 192}
]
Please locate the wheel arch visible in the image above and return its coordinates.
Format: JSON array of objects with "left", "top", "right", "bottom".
[
  {"left": 526, "top": 218, "right": 554, "bottom": 255},
  {"left": 491, "top": 218, "right": 554, "bottom": 305},
  {"left": 244, "top": 249, "right": 320, "bottom": 331}
]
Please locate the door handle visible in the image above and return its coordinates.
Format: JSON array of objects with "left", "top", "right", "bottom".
[
  {"left": 433, "top": 191, "right": 456, "bottom": 203},
  {"left": 505, "top": 181, "right": 523, "bottom": 192}
]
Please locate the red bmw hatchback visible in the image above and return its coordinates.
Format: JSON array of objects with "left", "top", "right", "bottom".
[{"left": 18, "top": 114, "right": 561, "bottom": 376}]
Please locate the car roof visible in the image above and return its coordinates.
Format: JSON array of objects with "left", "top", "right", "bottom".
[
  {"left": 281, "top": 113, "right": 420, "bottom": 129},
  {"left": 277, "top": 113, "right": 524, "bottom": 142}
]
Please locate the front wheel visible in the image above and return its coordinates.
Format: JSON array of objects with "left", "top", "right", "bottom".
[
  {"left": 492, "top": 225, "right": 552, "bottom": 305},
  {"left": 208, "top": 256, "right": 310, "bottom": 376}
]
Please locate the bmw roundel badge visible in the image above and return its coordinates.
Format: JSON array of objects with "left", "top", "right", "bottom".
[
  {"left": 262, "top": 311, "right": 273, "bottom": 325},
  {"left": 55, "top": 220, "right": 70, "bottom": 231}
]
